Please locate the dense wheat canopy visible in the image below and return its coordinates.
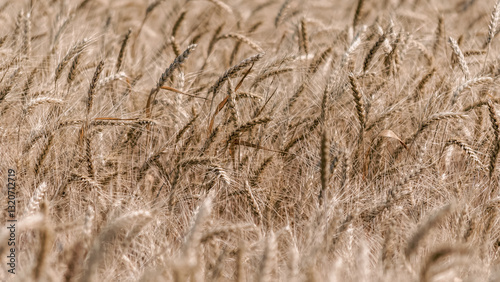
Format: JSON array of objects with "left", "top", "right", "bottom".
[{"left": 1, "top": 0, "right": 500, "bottom": 281}]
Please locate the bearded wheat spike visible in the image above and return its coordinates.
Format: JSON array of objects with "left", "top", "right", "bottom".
[
  {"left": 486, "top": 0, "right": 500, "bottom": 47},
  {"left": 448, "top": 37, "right": 469, "bottom": 80},
  {"left": 25, "top": 182, "right": 48, "bottom": 217}
]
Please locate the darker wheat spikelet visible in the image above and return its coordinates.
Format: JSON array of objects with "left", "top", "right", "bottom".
[
  {"left": 172, "top": 11, "right": 186, "bottom": 38},
  {"left": 318, "top": 130, "right": 330, "bottom": 205},
  {"left": 405, "top": 204, "right": 454, "bottom": 259},
  {"left": 85, "top": 135, "right": 94, "bottom": 178},
  {"left": 363, "top": 31, "right": 387, "bottom": 73},
  {"left": 67, "top": 52, "right": 82, "bottom": 86},
  {"left": 348, "top": 74, "right": 366, "bottom": 131},
  {"left": 352, "top": 0, "right": 365, "bottom": 28},
  {"left": 87, "top": 60, "right": 105, "bottom": 115},
  {"left": 275, "top": 0, "right": 292, "bottom": 27},
  {"left": 433, "top": 16, "right": 443, "bottom": 53},
  {"left": 413, "top": 68, "right": 436, "bottom": 100},
  {"left": 55, "top": 39, "right": 88, "bottom": 83},
  {"left": 251, "top": 156, "right": 274, "bottom": 186},
  {"left": 488, "top": 99, "right": 500, "bottom": 179},
  {"left": 283, "top": 116, "right": 321, "bottom": 154},
  {"left": 34, "top": 134, "right": 54, "bottom": 177},
  {"left": 146, "top": 44, "right": 197, "bottom": 118},
  {"left": 208, "top": 53, "right": 264, "bottom": 99},
  {"left": 115, "top": 28, "right": 132, "bottom": 72},
  {"left": 300, "top": 18, "right": 309, "bottom": 55},
  {"left": 226, "top": 116, "right": 271, "bottom": 145}
]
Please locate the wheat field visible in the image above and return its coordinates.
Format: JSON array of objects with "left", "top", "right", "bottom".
[{"left": 0, "top": 0, "right": 500, "bottom": 281}]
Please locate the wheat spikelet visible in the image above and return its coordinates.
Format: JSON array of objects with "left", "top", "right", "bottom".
[
  {"left": 283, "top": 116, "right": 321, "bottom": 153},
  {"left": 420, "top": 245, "right": 469, "bottom": 282},
  {"left": 145, "top": 44, "right": 196, "bottom": 118},
  {"left": 256, "top": 232, "right": 277, "bottom": 282},
  {"left": 218, "top": 33, "right": 263, "bottom": 53},
  {"left": 25, "top": 97, "right": 64, "bottom": 115},
  {"left": 251, "top": 156, "right": 273, "bottom": 186},
  {"left": 236, "top": 91, "right": 263, "bottom": 101},
  {"left": 208, "top": 53, "right": 264, "bottom": 99},
  {"left": 349, "top": 74, "right": 366, "bottom": 131},
  {"left": 67, "top": 51, "right": 82, "bottom": 85},
  {"left": 201, "top": 224, "right": 254, "bottom": 243},
  {"left": 207, "top": 23, "right": 225, "bottom": 58},
  {"left": 181, "top": 194, "right": 213, "bottom": 266},
  {"left": 253, "top": 68, "right": 294, "bottom": 89},
  {"left": 23, "top": 12, "right": 31, "bottom": 59},
  {"left": 226, "top": 117, "right": 270, "bottom": 146},
  {"left": 0, "top": 67, "right": 21, "bottom": 103},
  {"left": 85, "top": 134, "right": 94, "bottom": 178},
  {"left": 413, "top": 67, "right": 435, "bottom": 100},
  {"left": 485, "top": 0, "right": 500, "bottom": 48},
  {"left": 300, "top": 18, "right": 309, "bottom": 55},
  {"left": 115, "top": 28, "right": 132, "bottom": 72},
  {"left": 405, "top": 204, "right": 454, "bottom": 259},
  {"left": 445, "top": 139, "right": 483, "bottom": 168},
  {"left": 406, "top": 112, "right": 466, "bottom": 149},
  {"left": 341, "top": 25, "right": 366, "bottom": 68},
  {"left": 177, "top": 156, "right": 220, "bottom": 169},
  {"left": 175, "top": 114, "right": 199, "bottom": 143},
  {"left": 448, "top": 37, "right": 470, "bottom": 79},
  {"left": 352, "top": 0, "right": 365, "bottom": 28},
  {"left": 24, "top": 182, "right": 48, "bottom": 217},
  {"left": 172, "top": 11, "right": 187, "bottom": 38},
  {"left": 86, "top": 60, "right": 105, "bottom": 116},
  {"left": 34, "top": 135, "right": 54, "bottom": 176},
  {"left": 308, "top": 47, "right": 332, "bottom": 74},
  {"left": 363, "top": 31, "right": 387, "bottom": 73},
  {"left": 451, "top": 76, "right": 492, "bottom": 105},
  {"left": 318, "top": 130, "right": 330, "bottom": 205},
  {"left": 275, "top": 0, "right": 292, "bottom": 27},
  {"left": 54, "top": 38, "right": 89, "bottom": 83},
  {"left": 32, "top": 202, "right": 52, "bottom": 281},
  {"left": 411, "top": 40, "right": 434, "bottom": 66},
  {"left": 464, "top": 50, "right": 486, "bottom": 56},
  {"left": 206, "top": 0, "right": 233, "bottom": 14},
  {"left": 488, "top": 99, "right": 500, "bottom": 179},
  {"left": 81, "top": 210, "right": 152, "bottom": 282},
  {"left": 63, "top": 240, "right": 85, "bottom": 282},
  {"left": 433, "top": 15, "right": 443, "bottom": 53}
]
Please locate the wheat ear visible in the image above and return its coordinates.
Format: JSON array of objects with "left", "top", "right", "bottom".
[
  {"left": 145, "top": 44, "right": 196, "bottom": 118},
  {"left": 448, "top": 37, "right": 470, "bottom": 79},
  {"left": 405, "top": 204, "right": 454, "bottom": 259},
  {"left": 488, "top": 99, "right": 500, "bottom": 179}
]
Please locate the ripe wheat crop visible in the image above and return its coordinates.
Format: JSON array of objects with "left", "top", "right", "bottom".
[{"left": 1, "top": 0, "right": 500, "bottom": 281}]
